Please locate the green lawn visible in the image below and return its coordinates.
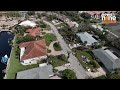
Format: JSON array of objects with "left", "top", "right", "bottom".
[
  {"left": 43, "top": 33, "right": 56, "bottom": 46},
  {"left": 6, "top": 36, "right": 39, "bottom": 79},
  {"left": 73, "top": 49, "right": 100, "bottom": 70},
  {"left": 53, "top": 42, "right": 62, "bottom": 51},
  {"left": 49, "top": 56, "right": 68, "bottom": 67}
]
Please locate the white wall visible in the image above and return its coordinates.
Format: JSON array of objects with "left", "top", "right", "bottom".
[{"left": 21, "top": 55, "right": 47, "bottom": 65}]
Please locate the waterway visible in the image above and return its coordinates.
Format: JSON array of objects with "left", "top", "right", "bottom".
[{"left": 0, "top": 31, "right": 14, "bottom": 79}]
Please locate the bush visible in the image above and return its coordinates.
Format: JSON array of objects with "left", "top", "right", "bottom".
[
  {"left": 16, "top": 35, "right": 35, "bottom": 44},
  {"left": 47, "top": 49, "right": 51, "bottom": 53},
  {"left": 53, "top": 42, "right": 62, "bottom": 51},
  {"left": 89, "top": 61, "right": 97, "bottom": 68},
  {"left": 62, "top": 69, "right": 77, "bottom": 79}
]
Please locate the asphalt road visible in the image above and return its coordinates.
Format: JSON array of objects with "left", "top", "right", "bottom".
[{"left": 43, "top": 20, "right": 89, "bottom": 79}]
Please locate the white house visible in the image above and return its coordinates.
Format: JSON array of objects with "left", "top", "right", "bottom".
[
  {"left": 77, "top": 32, "right": 98, "bottom": 46},
  {"left": 19, "top": 39, "right": 47, "bottom": 65},
  {"left": 92, "top": 24, "right": 104, "bottom": 32}
]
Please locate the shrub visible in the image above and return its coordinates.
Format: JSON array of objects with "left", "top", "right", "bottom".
[{"left": 62, "top": 69, "right": 77, "bottom": 79}]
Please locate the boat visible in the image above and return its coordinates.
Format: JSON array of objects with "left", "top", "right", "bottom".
[{"left": 1, "top": 54, "right": 8, "bottom": 65}]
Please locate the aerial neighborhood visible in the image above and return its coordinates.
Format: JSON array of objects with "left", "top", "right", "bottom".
[{"left": 0, "top": 11, "right": 120, "bottom": 79}]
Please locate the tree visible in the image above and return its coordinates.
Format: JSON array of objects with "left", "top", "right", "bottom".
[
  {"left": 62, "top": 69, "right": 77, "bottom": 79},
  {"left": 80, "top": 13, "right": 91, "bottom": 19},
  {"left": 83, "top": 41, "right": 87, "bottom": 46},
  {"left": 27, "top": 11, "right": 35, "bottom": 16},
  {"left": 112, "top": 37, "right": 120, "bottom": 50},
  {"left": 16, "top": 35, "right": 35, "bottom": 44}
]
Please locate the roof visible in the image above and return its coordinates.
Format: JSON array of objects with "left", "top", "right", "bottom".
[
  {"left": 19, "top": 20, "right": 36, "bottom": 27},
  {"left": 77, "top": 32, "right": 98, "bottom": 45},
  {"left": 92, "top": 49, "right": 120, "bottom": 72},
  {"left": 92, "top": 25, "right": 104, "bottom": 31},
  {"left": 26, "top": 27, "right": 41, "bottom": 37},
  {"left": 19, "top": 39, "right": 47, "bottom": 61},
  {"left": 16, "top": 65, "right": 54, "bottom": 79}
]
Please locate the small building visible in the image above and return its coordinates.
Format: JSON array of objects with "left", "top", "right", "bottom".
[
  {"left": 92, "top": 24, "right": 104, "bottom": 32},
  {"left": 19, "top": 20, "right": 36, "bottom": 27},
  {"left": 19, "top": 39, "right": 47, "bottom": 65},
  {"left": 77, "top": 32, "right": 98, "bottom": 46},
  {"left": 26, "top": 27, "right": 41, "bottom": 37},
  {"left": 92, "top": 49, "right": 120, "bottom": 73},
  {"left": 16, "top": 64, "right": 54, "bottom": 79}
]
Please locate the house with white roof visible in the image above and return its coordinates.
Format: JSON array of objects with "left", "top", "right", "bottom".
[
  {"left": 92, "top": 24, "right": 104, "bottom": 31},
  {"left": 77, "top": 32, "right": 98, "bottom": 46},
  {"left": 19, "top": 20, "right": 36, "bottom": 27}
]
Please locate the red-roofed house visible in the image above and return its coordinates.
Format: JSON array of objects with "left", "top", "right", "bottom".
[
  {"left": 19, "top": 39, "right": 47, "bottom": 65},
  {"left": 26, "top": 27, "right": 42, "bottom": 37}
]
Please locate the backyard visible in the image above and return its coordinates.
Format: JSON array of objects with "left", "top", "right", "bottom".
[
  {"left": 72, "top": 49, "right": 100, "bottom": 71},
  {"left": 49, "top": 55, "right": 68, "bottom": 67},
  {"left": 43, "top": 33, "right": 56, "bottom": 46}
]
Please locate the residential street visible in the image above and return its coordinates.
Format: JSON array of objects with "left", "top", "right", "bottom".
[{"left": 43, "top": 20, "right": 89, "bottom": 79}]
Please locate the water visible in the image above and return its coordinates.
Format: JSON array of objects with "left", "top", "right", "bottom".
[{"left": 0, "top": 31, "right": 14, "bottom": 79}]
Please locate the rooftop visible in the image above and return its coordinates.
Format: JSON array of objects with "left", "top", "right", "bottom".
[
  {"left": 77, "top": 32, "right": 98, "bottom": 45},
  {"left": 92, "top": 25, "right": 104, "bottom": 31},
  {"left": 92, "top": 49, "right": 120, "bottom": 72},
  {"left": 16, "top": 64, "right": 54, "bottom": 79},
  {"left": 26, "top": 27, "right": 41, "bottom": 37},
  {"left": 19, "top": 39, "right": 47, "bottom": 61}
]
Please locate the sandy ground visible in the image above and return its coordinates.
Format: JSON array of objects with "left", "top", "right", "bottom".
[{"left": 86, "top": 67, "right": 106, "bottom": 78}]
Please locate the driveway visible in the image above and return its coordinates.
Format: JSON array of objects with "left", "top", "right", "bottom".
[
  {"left": 43, "top": 20, "right": 89, "bottom": 79},
  {"left": 48, "top": 41, "right": 64, "bottom": 56}
]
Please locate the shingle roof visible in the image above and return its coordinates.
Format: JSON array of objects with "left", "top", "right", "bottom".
[
  {"left": 16, "top": 65, "right": 54, "bottom": 79},
  {"left": 92, "top": 49, "right": 120, "bottom": 72},
  {"left": 19, "top": 39, "right": 47, "bottom": 61}
]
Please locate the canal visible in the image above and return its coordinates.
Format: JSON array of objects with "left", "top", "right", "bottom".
[{"left": 0, "top": 31, "right": 14, "bottom": 79}]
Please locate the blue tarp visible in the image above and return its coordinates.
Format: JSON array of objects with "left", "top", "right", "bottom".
[{"left": 1, "top": 56, "right": 8, "bottom": 65}]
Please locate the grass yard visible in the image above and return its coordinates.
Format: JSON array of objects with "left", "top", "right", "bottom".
[
  {"left": 73, "top": 49, "right": 100, "bottom": 70},
  {"left": 6, "top": 36, "right": 39, "bottom": 79},
  {"left": 49, "top": 55, "right": 68, "bottom": 67},
  {"left": 43, "top": 33, "right": 56, "bottom": 46},
  {"left": 53, "top": 42, "right": 62, "bottom": 51}
]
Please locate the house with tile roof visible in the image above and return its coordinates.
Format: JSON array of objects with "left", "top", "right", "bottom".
[
  {"left": 26, "top": 27, "right": 42, "bottom": 37},
  {"left": 19, "top": 39, "right": 47, "bottom": 65}
]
